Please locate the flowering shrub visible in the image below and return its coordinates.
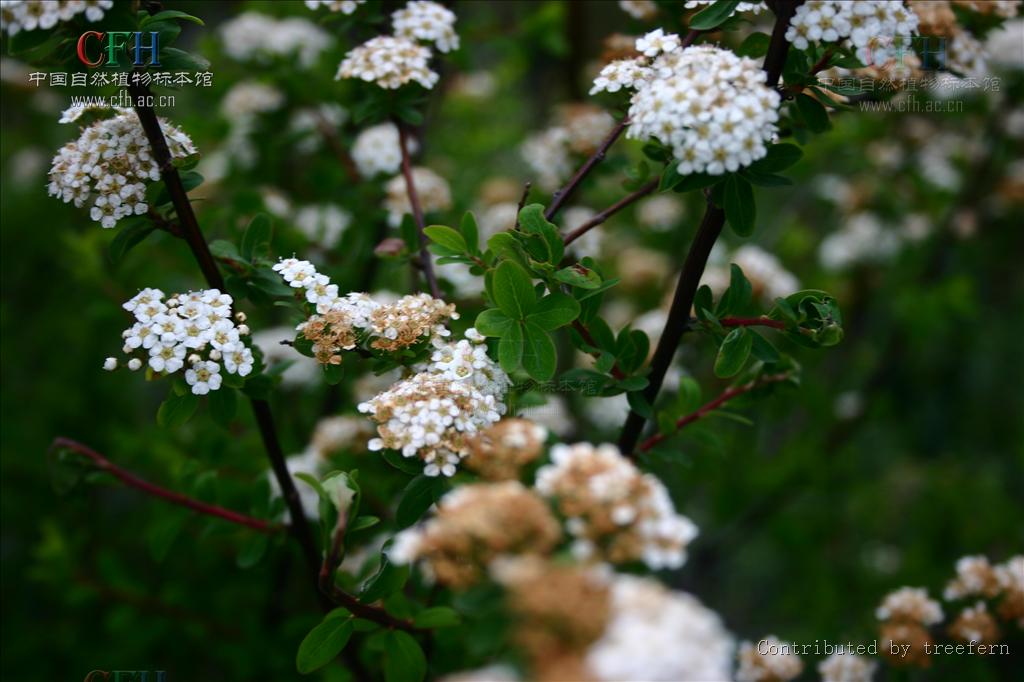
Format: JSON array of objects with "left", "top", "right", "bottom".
[{"left": 4, "top": 1, "right": 1023, "bottom": 680}]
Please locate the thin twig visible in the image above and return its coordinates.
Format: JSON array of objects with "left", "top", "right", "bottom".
[
  {"left": 564, "top": 178, "right": 658, "bottom": 246},
  {"left": 313, "top": 110, "right": 361, "bottom": 184},
  {"left": 718, "top": 316, "right": 786, "bottom": 330},
  {"left": 50, "top": 437, "right": 283, "bottom": 534},
  {"left": 129, "top": 81, "right": 323, "bottom": 592},
  {"left": 396, "top": 119, "right": 442, "bottom": 299},
  {"left": 545, "top": 118, "right": 631, "bottom": 221},
  {"left": 681, "top": 29, "right": 702, "bottom": 48},
  {"left": 513, "top": 181, "right": 532, "bottom": 229},
  {"left": 617, "top": 2, "right": 798, "bottom": 454},
  {"left": 637, "top": 373, "right": 792, "bottom": 452}
]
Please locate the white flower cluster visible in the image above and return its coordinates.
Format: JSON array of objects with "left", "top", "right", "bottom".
[
  {"left": 336, "top": 1, "right": 458, "bottom": 90},
  {"left": 1, "top": 0, "right": 112, "bottom": 35},
  {"left": 876, "top": 586, "right": 944, "bottom": 625},
  {"left": 220, "top": 81, "right": 284, "bottom": 123},
  {"left": 535, "top": 442, "right": 698, "bottom": 570},
  {"left": 48, "top": 105, "right": 196, "bottom": 229},
  {"left": 294, "top": 203, "right": 352, "bottom": 250},
  {"left": 521, "top": 104, "right": 615, "bottom": 190},
  {"left": 618, "top": 0, "right": 658, "bottom": 20},
  {"left": 360, "top": 329, "right": 511, "bottom": 477},
  {"left": 352, "top": 123, "right": 419, "bottom": 178},
  {"left": 105, "top": 288, "right": 254, "bottom": 395},
  {"left": 585, "top": 575, "right": 735, "bottom": 682},
  {"left": 303, "top": 0, "right": 364, "bottom": 14},
  {"left": 737, "top": 636, "right": 804, "bottom": 682},
  {"left": 383, "top": 166, "right": 452, "bottom": 226},
  {"left": 593, "top": 36, "right": 781, "bottom": 176},
  {"left": 817, "top": 652, "right": 877, "bottom": 682},
  {"left": 392, "top": 1, "right": 459, "bottom": 53},
  {"left": 786, "top": 1, "right": 918, "bottom": 67},
  {"left": 684, "top": 0, "right": 766, "bottom": 14},
  {"left": 818, "top": 212, "right": 901, "bottom": 271},
  {"left": 219, "top": 12, "right": 332, "bottom": 69}
]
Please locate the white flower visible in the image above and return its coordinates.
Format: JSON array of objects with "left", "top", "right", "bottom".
[
  {"left": 336, "top": 35, "right": 439, "bottom": 90},
  {"left": 383, "top": 167, "right": 452, "bottom": 226},
  {"left": 2, "top": 0, "right": 112, "bottom": 36},
  {"left": 818, "top": 651, "right": 877, "bottom": 682},
  {"left": 127, "top": 358, "right": 143, "bottom": 371},
  {"left": 48, "top": 107, "right": 194, "bottom": 229},
  {"left": 352, "top": 123, "right": 418, "bottom": 178},
  {"left": 619, "top": 1, "right": 658, "bottom": 20},
  {"left": 220, "top": 12, "right": 332, "bottom": 68},
  {"left": 636, "top": 29, "right": 681, "bottom": 58},
  {"left": 102, "top": 357, "right": 117, "bottom": 371},
  {"left": 304, "top": 0, "right": 365, "bottom": 14},
  {"left": 392, "top": 1, "right": 459, "bottom": 53},
  {"left": 684, "top": 1, "right": 766, "bottom": 14},
  {"left": 590, "top": 58, "right": 650, "bottom": 94},
  {"left": 786, "top": 1, "right": 917, "bottom": 67},
  {"left": 185, "top": 360, "right": 222, "bottom": 395},
  {"left": 876, "top": 586, "right": 944, "bottom": 625},
  {"left": 586, "top": 575, "right": 734, "bottom": 681}
]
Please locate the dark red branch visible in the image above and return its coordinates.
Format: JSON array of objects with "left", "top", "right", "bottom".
[
  {"left": 681, "top": 29, "right": 702, "bottom": 48},
  {"left": 396, "top": 120, "right": 442, "bottom": 299},
  {"left": 563, "top": 179, "right": 658, "bottom": 246},
  {"left": 618, "top": 4, "right": 797, "bottom": 454},
  {"left": 719, "top": 316, "right": 786, "bottom": 330},
  {"left": 545, "top": 118, "right": 630, "bottom": 221},
  {"left": 637, "top": 373, "right": 791, "bottom": 452},
  {"left": 50, "top": 437, "right": 282, "bottom": 534},
  {"left": 129, "top": 82, "right": 323, "bottom": 594}
]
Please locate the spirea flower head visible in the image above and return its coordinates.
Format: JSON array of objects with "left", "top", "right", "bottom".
[
  {"left": 534, "top": 442, "right": 698, "bottom": 570},
  {"left": 304, "top": 0, "right": 365, "bottom": 14},
  {"left": 944, "top": 555, "right": 1001, "bottom": 600},
  {"left": 585, "top": 575, "right": 734, "bottom": 682},
  {"left": 817, "top": 651, "right": 877, "bottom": 682},
  {"left": 491, "top": 556, "right": 611, "bottom": 666},
  {"left": 352, "top": 123, "right": 419, "bottom": 178},
  {"left": 388, "top": 481, "right": 562, "bottom": 587},
  {"left": 1, "top": 0, "right": 112, "bottom": 36},
  {"left": 383, "top": 166, "right": 452, "bottom": 226},
  {"left": 597, "top": 41, "right": 781, "bottom": 176},
  {"left": 109, "top": 288, "right": 254, "bottom": 395},
  {"left": 736, "top": 637, "right": 804, "bottom": 682},
  {"left": 786, "top": 1, "right": 918, "bottom": 67},
  {"left": 994, "top": 555, "right": 1024, "bottom": 625},
  {"left": 619, "top": 0, "right": 658, "bottom": 20},
  {"left": 876, "top": 586, "right": 944, "bottom": 625},
  {"left": 392, "top": 1, "right": 459, "bottom": 53},
  {"left": 336, "top": 35, "right": 438, "bottom": 90},
  {"left": 48, "top": 105, "right": 196, "bottom": 228},
  {"left": 684, "top": 0, "right": 766, "bottom": 15},
  {"left": 219, "top": 12, "right": 332, "bottom": 68},
  {"left": 465, "top": 418, "right": 548, "bottom": 481},
  {"left": 521, "top": 104, "right": 615, "bottom": 190},
  {"left": 220, "top": 81, "right": 284, "bottom": 122},
  {"left": 948, "top": 601, "right": 1000, "bottom": 644},
  {"left": 359, "top": 330, "right": 510, "bottom": 477}
]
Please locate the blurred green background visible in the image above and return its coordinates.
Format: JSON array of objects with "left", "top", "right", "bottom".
[{"left": 2, "top": 1, "right": 1023, "bottom": 680}]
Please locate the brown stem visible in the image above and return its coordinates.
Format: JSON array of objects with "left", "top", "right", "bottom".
[
  {"left": 129, "top": 82, "right": 322, "bottom": 591},
  {"left": 513, "top": 181, "right": 532, "bottom": 229},
  {"left": 50, "top": 438, "right": 283, "bottom": 534},
  {"left": 396, "top": 120, "right": 442, "bottom": 299},
  {"left": 809, "top": 47, "right": 835, "bottom": 76},
  {"left": 314, "top": 110, "right": 361, "bottom": 184},
  {"left": 637, "top": 373, "right": 791, "bottom": 452},
  {"left": 617, "top": 3, "right": 798, "bottom": 454},
  {"left": 571, "top": 320, "right": 626, "bottom": 380},
  {"left": 545, "top": 118, "right": 630, "bottom": 221},
  {"left": 681, "top": 29, "right": 702, "bottom": 48},
  {"left": 719, "top": 316, "right": 786, "bottom": 330},
  {"left": 563, "top": 179, "right": 658, "bottom": 247}
]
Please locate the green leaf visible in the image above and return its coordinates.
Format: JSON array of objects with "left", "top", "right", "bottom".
[
  {"left": 384, "top": 631, "right": 426, "bottom": 682},
  {"left": 209, "top": 239, "right": 243, "bottom": 263},
  {"left": 554, "top": 265, "right": 601, "bottom": 289},
  {"left": 459, "top": 212, "right": 479, "bottom": 254},
  {"left": 413, "top": 607, "right": 461, "bottom": 629},
  {"left": 295, "top": 616, "right": 354, "bottom": 674},
  {"left": 141, "top": 9, "right": 205, "bottom": 26},
  {"left": 517, "top": 204, "right": 563, "bottom": 263},
  {"left": 208, "top": 387, "right": 237, "bottom": 427},
  {"left": 381, "top": 450, "right": 424, "bottom": 476},
  {"left": 673, "top": 172, "right": 721, "bottom": 194},
  {"left": 526, "top": 293, "right": 580, "bottom": 331},
  {"left": 156, "top": 392, "right": 199, "bottom": 428},
  {"left": 395, "top": 476, "right": 446, "bottom": 529},
  {"left": 659, "top": 164, "right": 685, "bottom": 192},
  {"left": 349, "top": 515, "right": 380, "bottom": 532},
  {"left": 157, "top": 47, "right": 210, "bottom": 72},
  {"left": 741, "top": 169, "right": 793, "bottom": 187},
  {"left": 474, "top": 309, "right": 514, "bottom": 337},
  {"left": 492, "top": 261, "right": 536, "bottom": 319},
  {"left": 795, "top": 93, "right": 831, "bottom": 133},
  {"left": 714, "top": 328, "right": 753, "bottom": 378},
  {"left": 717, "top": 264, "right": 753, "bottom": 316},
  {"left": 689, "top": 0, "right": 741, "bottom": 30},
  {"left": 241, "top": 213, "right": 273, "bottom": 262},
  {"left": 748, "top": 144, "right": 803, "bottom": 173},
  {"left": 498, "top": 322, "right": 525, "bottom": 373},
  {"left": 736, "top": 31, "right": 771, "bottom": 58},
  {"left": 749, "top": 330, "right": 780, "bottom": 363},
  {"left": 236, "top": 533, "right": 268, "bottom": 569},
  {"left": 723, "top": 175, "right": 756, "bottom": 237},
  {"left": 361, "top": 558, "right": 410, "bottom": 603},
  {"left": 423, "top": 225, "right": 467, "bottom": 254},
  {"left": 521, "top": 322, "right": 556, "bottom": 381},
  {"left": 109, "top": 221, "right": 157, "bottom": 266}
]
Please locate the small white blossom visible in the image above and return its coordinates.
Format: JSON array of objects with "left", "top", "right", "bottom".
[
  {"left": 352, "top": 123, "right": 418, "bottom": 178},
  {"left": 336, "top": 35, "right": 439, "bottom": 90},
  {"left": 786, "top": 1, "right": 918, "bottom": 67},
  {"left": 392, "top": 1, "right": 459, "bottom": 53},
  {"left": 304, "top": 0, "right": 365, "bottom": 14},
  {"left": 102, "top": 357, "right": 117, "bottom": 371},
  {"left": 220, "top": 12, "right": 332, "bottom": 68},
  {"left": 2, "top": 0, "right": 112, "bottom": 36}
]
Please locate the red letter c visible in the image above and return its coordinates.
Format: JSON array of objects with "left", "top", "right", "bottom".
[{"left": 77, "top": 31, "right": 105, "bottom": 67}]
